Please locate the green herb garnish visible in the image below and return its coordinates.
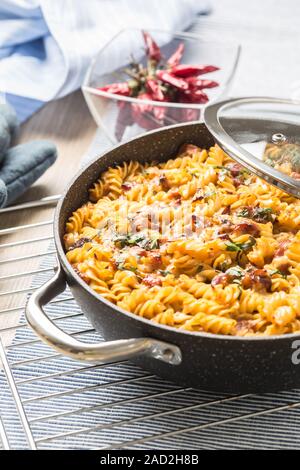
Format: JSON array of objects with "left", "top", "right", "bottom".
[
  {"left": 237, "top": 207, "right": 252, "bottom": 218},
  {"left": 269, "top": 268, "right": 288, "bottom": 279},
  {"left": 225, "top": 266, "right": 244, "bottom": 278},
  {"left": 159, "top": 269, "right": 171, "bottom": 276},
  {"left": 253, "top": 207, "right": 274, "bottom": 223},
  {"left": 237, "top": 207, "right": 274, "bottom": 223},
  {"left": 146, "top": 233, "right": 160, "bottom": 250},
  {"left": 113, "top": 232, "right": 160, "bottom": 250},
  {"left": 225, "top": 236, "right": 256, "bottom": 252}
]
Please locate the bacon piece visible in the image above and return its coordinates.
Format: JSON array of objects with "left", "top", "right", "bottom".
[
  {"left": 142, "top": 274, "right": 162, "bottom": 287},
  {"left": 274, "top": 239, "right": 291, "bottom": 257},
  {"left": 242, "top": 269, "right": 272, "bottom": 292},
  {"left": 121, "top": 183, "right": 133, "bottom": 191},
  {"left": 146, "top": 251, "right": 162, "bottom": 269},
  {"left": 135, "top": 248, "right": 148, "bottom": 257},
  {"left": 69, "top": 237, "right": 92, "bottom": 250},
  {"left": 276, "top": 262, "right": 291, "bottom": 275},
  {"left": 218, "top": 233, "right": 231, "bottom": 241},
  {"left": 222, "top": 206, "right": 231, "bottom": 215},
  {"left": 211, "top": 273, "right": 230, "bottom": 287},
  {"left": 159, "top": 175, "right": 170, "bottom": 191},
  {"left": 232, "top": 222, "right": 260, "bottom": 237},
  {"left": 226, "top": 162, "right": 244, "bottom": 177},
  {"left": 169, "top": 190, "right": 181, "bottom": 200},
  {"left": 192, "top": 190, "right": 204, "bottom": 202},
  {"left": 233, "top": 177, "right": 245, "bottom": 188}
]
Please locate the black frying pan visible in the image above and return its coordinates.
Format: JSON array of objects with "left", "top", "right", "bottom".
[{"left": 26, "top": 122, "right": 300, "bottom": 393}]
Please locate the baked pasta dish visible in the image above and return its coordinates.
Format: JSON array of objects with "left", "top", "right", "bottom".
[{"left": 64, "top": 144, "right": 300, "bottom": 336}]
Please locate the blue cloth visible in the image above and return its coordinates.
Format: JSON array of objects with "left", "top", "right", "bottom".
[
  {"left": 0, "top": 0, "right": 209, "bottom": 122},
  {"left": 0, "top": 103, "right": 57, "bottom": 207},
  {"left": 0, "top": 102, "right": 19, "bottom": 163}
]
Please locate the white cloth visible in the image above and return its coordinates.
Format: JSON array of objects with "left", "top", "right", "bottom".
[{"left": 0, "top": 0, "right": 209, "bottom": 120}]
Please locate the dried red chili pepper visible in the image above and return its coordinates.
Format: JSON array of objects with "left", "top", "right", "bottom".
[
  {"left": 182, "top": 108, "right": 200, "bottom": 122},
  {"left": 135, "top": 93, "right": 154, "bottom": 110},
  {"left": 146, "top": 78, "right": 165, "bottom": 101},
  {"left": 167, "top": 42, "right": 185, "bottom": 67},
  {"left": 185, "top": 77, "right": 219, "bottom": 89},
  {"left": 98, "top": 82, "right": 131, "bottom": 96},
  {"left": 97, "top": 31, "right": 220, "bottom": 138},
  {"left": 156, "top": 70, "right": 188, "bottom": 90},
  {"left": 153, "top": 105, "right": 167, "bottom": 123},
  {"left": 179, "top": 87, "right": 209, "bottom": 104},
  {"left": 131, "top": 93, "right": 159, "bottom": 130},
  {"left": 166, "top": 106, "right": 200, "bottom": 125},
  {"left": 170, "top": 64, "right": 219, "bottom": 77},
  {"left": 115, "top": 101, "right": 134, "bottom": 141},
  {"left": 193, "top": 92, "right": 209, "bottom": 103},
  {"left": 142, "top": 30, "right": 161, "bottom": 62}
]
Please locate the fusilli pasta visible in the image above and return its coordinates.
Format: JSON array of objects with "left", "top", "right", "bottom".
[{"left": 64, "top": 144, "right": 300, "bottom": 336}]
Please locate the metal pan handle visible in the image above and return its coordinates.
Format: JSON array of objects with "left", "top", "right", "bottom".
[{"left": 25, "top": 264, "right": 182, "bottom": 365}]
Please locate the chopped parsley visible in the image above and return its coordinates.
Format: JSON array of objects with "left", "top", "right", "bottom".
[
  {"left": 225, "top": 266, "right": 244, "bottom": 278},
  {"left": 225, "top": 236, "right": 256, "bottom": 252},
  {"left": 113, "top": 232, "right": 160, "bottom": 250},
  {"left": 254, "top": 207, "right": 274, "bottom": 222},
  {"left": 268, "top": 268, "right": 288, "bottom": 279},
  {"left": 237, "top": 207, "right": 252, "bottom": 218},
  {"left": 237, "top": 207, "right": 275, "bottom": 223},
  {"left": 159, "top": 269, "right": 171, "bottom": 276}
]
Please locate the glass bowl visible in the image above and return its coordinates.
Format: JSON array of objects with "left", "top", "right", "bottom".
[{"left": 82, "top": 28, "right": 241, "bottom": 144}]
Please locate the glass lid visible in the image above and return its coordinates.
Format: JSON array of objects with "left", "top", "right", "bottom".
[{"left": 204, "top": 97, "right": 300, "bottom": 197}]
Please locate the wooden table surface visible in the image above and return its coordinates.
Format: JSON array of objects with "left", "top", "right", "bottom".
[{"left": 0, "top": 91, "right": 97, "bottom": 345}]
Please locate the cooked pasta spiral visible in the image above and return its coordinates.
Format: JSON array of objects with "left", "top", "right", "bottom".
[{"left": 65, "top": 144, "right": 300, "bottom": 336}]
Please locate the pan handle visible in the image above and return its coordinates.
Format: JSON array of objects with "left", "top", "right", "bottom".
[{"left": 25, "top": 264, "right": 182, "bottom": 366}]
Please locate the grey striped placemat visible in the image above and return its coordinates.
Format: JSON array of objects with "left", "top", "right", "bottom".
[{"left": 1, "top": 245, "right": 300, "bottom": 449}]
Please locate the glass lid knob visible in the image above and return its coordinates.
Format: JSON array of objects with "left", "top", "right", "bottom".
[{"left": 271, "top": 133, "right": 287, "bottom": 145}]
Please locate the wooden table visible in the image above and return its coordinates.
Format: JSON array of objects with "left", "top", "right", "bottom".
[{"left": 0, "top": 91, "right": 97, "bottom": 346}]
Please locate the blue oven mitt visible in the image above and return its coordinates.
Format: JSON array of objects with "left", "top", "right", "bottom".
[{"left": 0, "top": 104, "right": 57, "bottom": 207}]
